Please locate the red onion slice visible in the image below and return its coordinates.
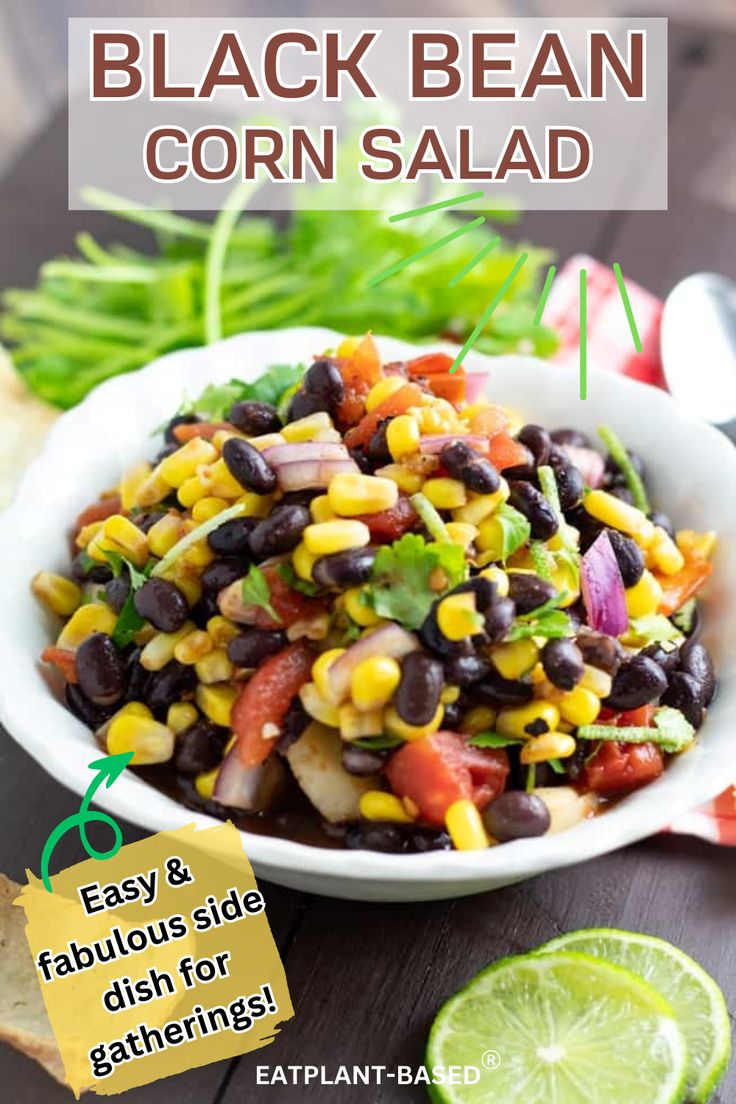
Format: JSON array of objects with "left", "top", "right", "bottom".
[
  {"left": 327, "top": 623, "right": 419, "bottom": 703},
  {"left": 276, "top": 457, "right": 359, "bottom": 492},
  {"left": 263, "top": 442, "right": 349, "bottom": 466},
  {"left": 213, "top": 745, "right": 285, "bottom": 811},
  {"left": 419, "top": 434, "right": 488, "bottom": 455},
  {"left": 581, "top": 530, "right": 628, "bottom": 637},
  {"left": 564, "top": 445, "right": 605, "bottom": 489}
]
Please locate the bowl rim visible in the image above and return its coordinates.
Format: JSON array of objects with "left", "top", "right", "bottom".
[{"left": 2, "top": 325, "right": 735, "bottom": 888}]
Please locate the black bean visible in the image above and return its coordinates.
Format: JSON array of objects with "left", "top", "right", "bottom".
[
  {"left": 420, "top": 607, "right": 468, "bottom": 658},
  {"left": 349, "top": 448, "right": 373, "bottom": 474},
  {"left": 222, "top": 438, "right": 277, "bottom": 494},
  {"left": 565, "top": 504, "right": 603, "bottom": 552},
  {"left": 71, "top": 553, "right": 112, "bottom": 584},
  {"left": 275, "top": 698, "right": 310, "bottom": 754},
  {"left": 65, "top": 683, "right": 115, "bottom": 731},
  {"left": 75, "top": 633, "right": 126, "bottom": 706},
  {"left": 228, "top": 400, "right": 281, "bottom": 436},
  {"left": 551, "top": 428, "right": 590, "bottom": 448},
  {"left": 463, "top": 457, "right": 501, "bottom": 495},
  {"left": 441, "top": 440, "right": 479, "bottom": 476},
  {"left": 444, "top": 651, "right": 491, "bottom": 687},
  {"left": 367, "top": 421, "right": 392, "bottom": 465},
  {"left": 662, "top": 671, "right": 705, "bottom": 729},
  {"left": 248, "top": 504, "right": 310, "bottom": 560},
  {"left": 346, "top": 823, "right": 408, "bottom": 854},
  {"left": 280, "top": 489, "right": 321, "bottom": 509},
  {"left": 105, "top": 574, "right": 131, "bottom": 614},
  {"left": 542, "top": 638, "right": 584, "bottom": 690},
  {"left": 441, "top": 699, "right": 464, "bottom": 729},
  {"left": 312, "top": 547, "right": 377, "bottom": 588},
  {"left": 174, "top": 721, "right": 222, "bottom": 776},
  {"left": 547, "top": 449, "right": 584, "bottom": 509},
  {"left": 508, "top": 572, "right": 557, "bottom": 615},
  {"left": 576, "top": 629, "right": 623, "bottom": 675},
  {"left": 228, "top": 628, "right": 287, "bottom": 668},
  {"left": 288, "top": 390, "right": 327, "bottom": 421},
  {"left": 341, "top": 744, "right": 389, "bottom": 776},
  {"left": 453, "top": 575, "right": 495, "bottom": 612},
  {"left": 640, "top": 641, "right": 680, "bottom": 676},
  {"left": 649, "top": 510, "right": 675, "bottom": 540},
  {"left": 303, "top": 359, "right": 345, "bottom": 409},
  {"left": 678, "top": 640, "right": 716, "bottom": 705},
  {"left": 484, "top": 596, "right": 516, "bottom": 642},
  {"left": 508, "top": 481, "right": 559, "bottom": 541},
  {"left": 144, "top": 660, "right": 198, "bottom": 716},
  {"left": 201, "top": 559, "right": 250, "bottom": 593},
  {"left": 207, "top": 516, "right": 257, "bottom": 557},
  {"left": 476, "top": 669, "right": 534, "bottom": 707},
  {"left": 517, "top": 424, "right": 552, "bottom": 467},
  {"left": 134, "top": 578, "right": 189, "bottom": 632},
  {"left": 604, "top": 655, "right": 667, "bottom": 711},
  {"left": 606, "top": 529, "right": 644, "bottom": 588},
  {"left": 189, "top": 592, "right": 220, "bottom": 628},
  {"left": 395, "top": 652, "right": 444, "bottom": 726},
  {"left": 483, "top": 791, "right": 551, "bottom": 841},
  {"left": 164, "top": 413, "right": 199, "bottom": 444},
  {"left": 409, "top": 828, "right": 452, "bottom": 852},
  {"left": 124, "top": 648, "right": 149, "bottom": 703}
]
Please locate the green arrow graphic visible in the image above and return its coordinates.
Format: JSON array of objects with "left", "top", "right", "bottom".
[{"left": 40, "top": 752, "right": 133, "bottom": 893}]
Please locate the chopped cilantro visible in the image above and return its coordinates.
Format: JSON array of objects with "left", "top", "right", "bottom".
[
  {"left": 241, "top": 565, "right": 279, "bottom": 622},
  {"left": 366, "top": 534, "right": 467, "bottom": 631},
  {"left": 409, "top": 492, "right": 450, "bottom": 543},
  {"left": 100, "top": 550, "right": 152, "bottom": 647},
  {"left": 182, "top": 363, "right": 305, "bottom": 423},
  {"left": 529, "top": 541, "right": 553, "bottom": 582},
  {"left": 548, "top": 757, "right": 566, "bottom": 775},
  {"left": 507, "top": 595, "right": 572, "bottom": 640},
  {"left": 276, "top": 561, "right": 321, "bottom": 597},
  {"left": 627, "top": 613, "right": 681, "bottom": 645},
  {"left": 494, "top": 503, "right": 531, "bottom": 561},
  {"left": 576, "top": 706, "right": 695, "bottom": 754},
  {"left": 672, "top": 599, "right": 697, "bottom": 635},
  {"left": 352, "top": 734, "right": 404, "bottom": 751},
  {"left": 467, "top": 731, "right": 524, "bottom": 749}
]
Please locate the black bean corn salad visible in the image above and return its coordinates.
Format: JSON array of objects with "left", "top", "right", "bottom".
[{"left": 33, "top": 335, "right": 717, "bottom": 853}]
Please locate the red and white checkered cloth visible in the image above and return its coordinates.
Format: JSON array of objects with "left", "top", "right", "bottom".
[{"left": 548, "top": 255, "right": 735, "bottom": 845}]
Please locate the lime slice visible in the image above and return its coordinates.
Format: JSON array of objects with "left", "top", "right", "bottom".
[
  {"left": 426, "top": 951, "right": 687, "bottom": 1104},
  {"left": 540, "top": 929, "right": 731, "bottom": 1103}
]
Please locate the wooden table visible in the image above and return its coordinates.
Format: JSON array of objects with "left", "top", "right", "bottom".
[{"left": 1, "top": 20, "right": 734, "bottom": 1103}]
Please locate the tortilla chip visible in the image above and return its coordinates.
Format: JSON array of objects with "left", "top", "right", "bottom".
[
  {"left": 0, "top": 874, "right": 67, "bottom": 1085},
  {"left": 0, "top": 348, "right": 58, "bottom": 510}
]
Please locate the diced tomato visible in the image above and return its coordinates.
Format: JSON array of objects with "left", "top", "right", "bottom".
[
  {"left": 335, "top": 374, "right": 371, "bottom": 427},
  {"left": 406, "top": 353, "right": 455, "bottom": 376},
  {"left": 74, "top": 495, "right": 122, "bottom": 532},
  {"left": 351, "top": 496, "right": 418, "bottom": 543},
  {"left": 335, "top": 336, "right": 383, "bottom": 426},
  {"left": 597, "top": 704, "right": 656, "bottom": 727},
  {"left": 487, "top": 432, "right": 532, "bottom": 472},
  {"left": 41, "top": 646, "right": 78, "bottom": 683},
  {"left": 386, "top": 732, "right": 509, "bottom": 827},
  {"left": 656, "top": 559, "right": 713, "bottom": 616},
  {"left": 465, "top": 404, "right": 509, "bottom": 437},
  {"left": 344, "top": 382, "right": 424, "bottom": 450},
  {"left": 348, "top": 334, "right": 382, "bottom": 385},
  {"left": 234, "top": 640, "right": 314, "bottom": 767},
  {"left": 583, "top": 741, "right": 664, "bottom": 797},
  {"left": 173, "top": 421, "right": 234, "bottom": 442},
  {"left": 424, "top": 372, "right": 466, "bottom": 406},
  {"left": 247, "top": 565, "right": 327, "bottom": 630}
]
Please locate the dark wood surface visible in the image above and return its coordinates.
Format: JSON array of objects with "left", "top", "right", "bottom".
[{"left": 1, "top": 20, "right": 735, "bottom": 1103}]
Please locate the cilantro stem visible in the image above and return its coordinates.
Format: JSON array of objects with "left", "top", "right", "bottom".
[
  {"left": 525, "top": 764, "right": 537, "bottom": 792},
  {"left": 151, "top": 502, "right": 247, "bottom": 578},
  {"left": 529, "top": 541, "right": 553, "bottom": 582},
  {"left": 410, "top": 492, "right": 450, "bottom": 543},
  {"left": 597, "top": 425, "right": 650, "bottom": 513}
]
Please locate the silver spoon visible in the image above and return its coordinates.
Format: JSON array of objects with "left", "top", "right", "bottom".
[{"left": 661, "top": 272, "right": 736, "bottom": 440}]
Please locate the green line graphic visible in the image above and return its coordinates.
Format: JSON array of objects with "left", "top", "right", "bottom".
[
  {"left": 613, "top": 262, "right": 642, "bottom": 352},
  {"left": 534, "top": 265, "right": 557, "bottom": 325},
  {"left": 448, "top": 236, "right": 501, "bottom": 288},
  {"left": 450, "top": 252, "right": 529, "bottom": 373},
  {"left": 579, "top": 267, "right": 587, "bottom": 400},
  {"left": 368, "top": 216, "right": 486, "bottom": 288},
  {"left": 388, "top": 190, "right": 485, "bottom": 223}
]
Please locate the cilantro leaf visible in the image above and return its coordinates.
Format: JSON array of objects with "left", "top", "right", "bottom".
[
  {"left": 352, "top": 734, "right": 404, "bottom": 750},
  {"left": 276, "top": 561, "right": 321, "bottom": 597},
  {"left": 467, "top": 731, "right": 524, "bottom": 749},
  {"left": 100, "top": 550, "right": 152, "bottom": 647},
  {"left": 241, "top": 565, "right": 279, "bottom": 622},
  {"left": 494, "top": 503, "right": 531, "bottom": 562},
  {"left": 628, "top": 614, "right": 681, "bottom": 645},
  {"left": 548, "top": 757, "right": 566, "bottom": 775},
  {"left": 672, "top": 599, "right": 696, "bottom": 634},
  {"left": 529, "top": 540, "right": 553, "bottom": 581},
  {"left": 185, "top": 364, "right": 305, "bottom": 422},
  {"left": 507, "top": 595, "right": 572, "bottom": 640},
  {"left": 367, "top": 534, "right": 467, "bottom": 631}
]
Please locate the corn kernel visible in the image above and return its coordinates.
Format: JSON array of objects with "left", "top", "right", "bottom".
[
  {"left": 386, "top": 414, "right": 421, "bottom": 460},
  {"left": 192, "top": 496, "right": 230, "bottom": 523},
  {"left": 625, "top": 569, "right": 663, "bottom": 618},
  {"left": 167, "top": 702, "right": 199, "bottom": 734},
  {"left": 195, "top": 648, "right": 234, "bottom": 684},
  {"left": 312, "top": 648, "right": 346, "bottom": 702},
  {"left": 135, "top": 468, "right": 171, "bottom": 508},
  {"left": 101, "top": 515, "right": 148, "bottom": 567},
  {"left": 558, "top": 686, "right": 601, "bottom": 727},
  {"left": 446, "top": 522, "right": 478, "bottom": 549},
  {"left": 579, "top": 664, "right": 613, "bottom": 698},
  {"left": 176, "top": 474, "right": 208, "bottom": 508},
  {"left": 180, "top": 538, "right": 215, "bottom": 570},
  {"left": 437, "top": 592, "right": 482, "bottom": 642},
  {"left": 281, "top": 412, "right": 334, "bottom": 443},
  {"left": 107, "top": 715, "right": 174, "bottom": 765},
  {"left": 676, "top": 529, "right": 717, "bottom": 561},
  {"left": 384, "top": 703, "right": 443, "bottom": 742},
  {"left": 196, "top": 684, "right": 238, "bottom": 727},
  {"left": 491, "top": 639, "right": 539, "bottom": 680},
  {"left": 328, "top": 473, "right": 398, "bottom": 517},
  {"left": 365, "top": 375, "right": 407, "bottom": 412},
  {"left": 497, "top": 701, "right": 561, "bottom": 740},
  {"left": 292, "top": 541, "right": 318, "bottom": 582},
  {"left": 338, "top": 703, "right": 384, "bottom": 740},
  {"left": 422, "top": 477, "right": 467, "bottom": 510},
  {"left": 212, "top": 429, "right": 246, "bottom": 450},
  {"left": 648, "top": 526, "right": 686, "bottom": 576},
  {"left": 310, "top": 494, "right": 337, "bottom": 523},
  {"left": 478, "top": 566, "right": 509, "bottom": 597},
  {"left": 207, "top": 616, "right": 240, "bottom": 646},
  {"left": 74, "top": 520, "right": 105, "bottom": 549},
  {"left": 344, "top": 587, "right": 381, "bottom": 627},
  {"left": 584, "top": 490, "right": 655, "bottom": 546},
  {"left": 140, "top": 622, "right": 194, "bottom": 671},
  {"left": 57, "top": 603, "right": 117, "bottom": 649},
  {"left": 32, "top": 572, "right": 81, "bottom": 617},
  {"left": 246, "top": 432, "right": 286, "bottom": 453},
  {"left": 441, "top": 685, "right": 461, "bottom": 705},
  {"left": 234, "top": 491, "right": 274, "bottom": 518},
  {"left": 475, "top": 516, "right": 505, "bottom": 558},
  {"left": 202, "top": 458, "right": 243, "bottom": 499},
  {"left": 350, "top": 656, "right": 401, "bottom": 711},
  {"left": 337, "top": 336, "right": 360, "bottom": 357},
  {"left": 445, "top": 799, "right": 490, "bottom": 851},
  {"left": 375, "top": 463, "right": 424, "bottom": 494},
  {"left": 299, "top": 682, "right": 341, "bottom": 727},
  {"left": 520, "top": 731, "right": 576, "bottom": 764},
  {"left": 158, "top": 565, "right": 202, "bottom": 607},
  {"left": 550, "top": 560, "right": 581, "bottom": 607},
  {"left": 159, "top": 438, "right": 218, "bottom": 488},
  {"left": 303, "top": 520, "right": 370, "bottom": 556},
  {"left": 120, "top": 461, "right": 152, "bottom": 512},
  {"left": 460, "top": 705, "right": 496, "bottom": 735},
  {"left": 359, "top": 790, "right": 414, "bottom": 823},
  {"left": 147, "top": 514, "right": 181, "bottom": 558},
  {"left": 195, "top": 767, "right": 220, "bottom": 800},
  {"left": 452, "top": 483, "right": 509, "bottom": 526},
  {"left": 95, "top": 700, "right": 152, "bottom": 745},
  {"left": 174, "top": 629, "right": 213, "bottom": 665}
]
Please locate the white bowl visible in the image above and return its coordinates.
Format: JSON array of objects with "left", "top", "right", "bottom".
[{"left": 1, "top": 328, "right": 735, "bottom": 902}]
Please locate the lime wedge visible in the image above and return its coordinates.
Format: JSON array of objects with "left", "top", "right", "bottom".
[
  {"left": 426, "top": 951, "right": 687, "bottom": 1104},
  {"left": 540, "top": 929, "right": 731, "bottom": 1103}
]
